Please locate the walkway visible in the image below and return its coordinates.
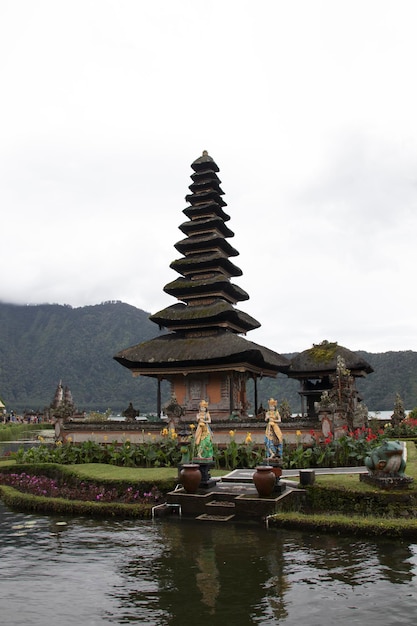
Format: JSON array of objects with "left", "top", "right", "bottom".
[{"left": 223, "top": 466, "right": 367, "bottom": 484}]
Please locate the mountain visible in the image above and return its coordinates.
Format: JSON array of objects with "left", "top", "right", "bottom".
[
  {"left": 0, "top": 301, "right": 166, "bottom": 413},
  {"left": 0, "top": 301, "right": 416, "bottom": 414}
]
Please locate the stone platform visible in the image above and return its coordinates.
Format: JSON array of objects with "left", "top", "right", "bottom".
[
  {"left": 159, "top": 470, "right": 302, "bottom": 523},
  {"left": 154, "top": 466, "right": 370, "bottom": 524}
]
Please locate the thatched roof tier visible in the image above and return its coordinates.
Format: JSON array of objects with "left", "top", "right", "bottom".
[
  {"left": 170, "top": 253, "right": 243, "bottom": 278},
  {"left": 188, "top": 179, "right": 224, "bottom": 195},
  {"left": 174, "top": 232, "right": 239, "bottom": 257},
  {"left": 162, "top": 276, "right": 250, "bottom": 304},
  {"left": 288, "top": 341, "right": 373, "bottom": 379},
  {"left": 114, "top": 331, "right": 289, "bottom": 377},
  {"left": 179, "top": 217, "right": 234, "bottom": 239},
  {"left": 185, "top": 190, "right": 227, "bottom": 207},
  {"left": 190, "top": 168, "right": 221, "bottom": 182},
  {"left": 149, "top": 301, "right": 260, "bottom": 333},
  {"left": 183, "top": 202, "right": 230, "bottom": 222}
]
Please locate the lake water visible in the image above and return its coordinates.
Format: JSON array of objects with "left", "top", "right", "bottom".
[{"left": 1, "top": 501, "right": 417, "bottom": 625}]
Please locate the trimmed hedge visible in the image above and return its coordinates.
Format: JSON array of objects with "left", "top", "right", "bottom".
[
  {"left": 269, "top": 511, "right": 417, "bottom": 538},
  {"left": 304, "top": 482, "right": 417, "bottom": 518}
]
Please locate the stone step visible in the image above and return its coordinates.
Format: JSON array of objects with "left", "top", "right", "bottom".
[
  {"left": 196, "top": 513, "right": 235, "bottom": 522},
  {"left": 205, "top": 500, "right": 236, "bottom": 516}
]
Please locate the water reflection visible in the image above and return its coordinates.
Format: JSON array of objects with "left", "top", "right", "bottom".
[{"left": 1, "top": 501, "right": 417, "bottom": 625}]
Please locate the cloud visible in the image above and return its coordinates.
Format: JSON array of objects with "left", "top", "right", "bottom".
[{"left": 2, "top": 1, "right": 417, "bottom": 354}]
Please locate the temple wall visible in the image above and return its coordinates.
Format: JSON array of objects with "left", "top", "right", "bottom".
[
  {"left": 62, "top": 421, "right": 318, "bottom": 445},
  {"left": 172, "top": 377, "right": 187, "bottom": 405},
  {"left": 168, "top": 372, "right": 255, "bottom": 420}
]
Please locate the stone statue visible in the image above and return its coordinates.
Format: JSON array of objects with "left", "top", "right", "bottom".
[
  {"left": 364, "top": 440, "right": 406, "bottom": 476},
  {"left": 194, "top": 400, "right": 213, "bottom": 460},
  {"left": 123, "top": 402, "right": 139, "bottom": 423},
  {"left": 264, "top": 398, "right": 283, "bottom": 460},
  {"left": 361, "top": 440, "right": 413, "bottom": 489}
]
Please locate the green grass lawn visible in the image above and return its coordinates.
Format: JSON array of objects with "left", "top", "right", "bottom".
[
  {"left": 68, "top": 464, "right": 229, "bottom": 481},
  {"left": 68, "top": 464, "right": 179, "bottom": 481}
]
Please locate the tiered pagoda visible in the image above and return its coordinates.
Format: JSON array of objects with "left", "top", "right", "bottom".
[{"left": 114, "top": 151, "right": 289, "bottom": 420}]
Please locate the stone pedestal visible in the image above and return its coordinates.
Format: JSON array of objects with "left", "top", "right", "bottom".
[
  {"left": 360, "top": 472, "right": 414, "bottom": 490},
  {"left": 299, "top": 469, "right": 316, "bottom": 486},
  {"left": 192, "top": 459, "right": 216, "bottom": 489}
]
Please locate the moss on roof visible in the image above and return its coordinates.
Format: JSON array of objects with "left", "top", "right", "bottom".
[
  {"left": 308, "top": 340, "right": 339, "bottom": 363},
  {"left": 288, "top": 340, "right": 373, "bottom": 376}
]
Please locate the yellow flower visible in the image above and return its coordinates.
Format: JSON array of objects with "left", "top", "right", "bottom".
[
  {"left": 189, "top": 423, "right": 195, "bottom": 430},
  {"left": 66, "top": 436, "right": 73, "bottom": 443},
  {"left": 245, "top": 432, "right": 252, "bottom": 444},
  {"left": 169, "top": 429, "right": 178, "bottom": 439},
  {"left": 296, "top": 430, "right": 301, "bottom": 436},
  {"left": 229, "top": 430, "right": 235, "bottom": 438},
  {"left": 55, "top": 440, "right": 62, "bottom": 446},
  {"left": 161, "top": 428, "right": 169, "bottom": 436},
  {"left": 37, "top": 435, "right": 45, "bottom": 443},
  {"left": 103, "top": 435, "right": 108, "bottom": 442}
]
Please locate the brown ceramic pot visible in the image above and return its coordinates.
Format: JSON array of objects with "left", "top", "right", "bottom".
[
  {"left": 253, "top": 466, "right": 276, "bottom": 497},
  {"left": 180, "top": 464, "right": 202, "bottom": 493},
  {"left": 270, "top": 465, "right": 282, "bottom": 479}
]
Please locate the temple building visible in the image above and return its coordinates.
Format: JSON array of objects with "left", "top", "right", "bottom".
[
  {"left": 114, "top": 151, "right": 289, "bottom": 420},
  {"left": 287, "top": 340, "right": 373, "bottom": 424}
]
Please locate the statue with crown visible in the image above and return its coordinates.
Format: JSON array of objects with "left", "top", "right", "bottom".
[
  {"left": 264, "top": 398, "right": 283, "bottom": 461},
  {"left": 194, "top": 399, "right": 214, "bottom": 460}
]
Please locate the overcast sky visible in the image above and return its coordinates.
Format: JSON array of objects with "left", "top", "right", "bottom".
[{"left": 1, "top": 0, "right": 417, "bottom": 355}]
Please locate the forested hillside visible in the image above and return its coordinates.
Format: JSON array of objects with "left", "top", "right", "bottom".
[
  {"left": 0, "top": 301, "right": 165, "bottom": 413},
  {"left": 0, "top": 301, "right": 416, "bottom": 414}
]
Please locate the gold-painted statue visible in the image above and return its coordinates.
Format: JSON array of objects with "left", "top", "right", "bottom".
[
  {"left": 264, "top": 398, "right": 283, "bottom": 460},
  {"left": 194, "top": 400, "right": 213, "bottom": 460}
]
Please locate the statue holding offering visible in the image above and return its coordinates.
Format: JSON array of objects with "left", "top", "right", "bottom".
[
  {"left": 264, "top": 397, "right": 283, "bottom": 460},
  {"left": 194, "top": 400, "right": 213, "bottom": 460}
]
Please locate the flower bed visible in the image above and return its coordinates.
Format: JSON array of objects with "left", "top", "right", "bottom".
[{"left": 0, "top": 471, "right": 162, "bottom": 504}]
